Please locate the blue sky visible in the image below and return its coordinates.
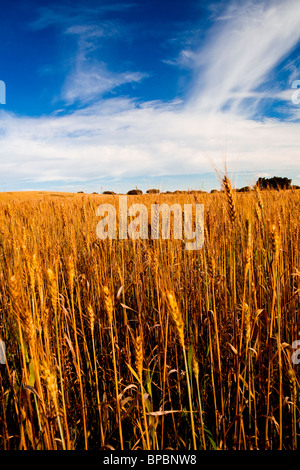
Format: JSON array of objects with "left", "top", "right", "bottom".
[{"left": 0, "top": 0, "right": 300, "bottom": 193}]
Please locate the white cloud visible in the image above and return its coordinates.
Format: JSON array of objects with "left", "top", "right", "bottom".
[
  {"left": 188, "top": 0, "right": 300, "bottom": 116},
  {"left": 29, "top": 4, "right": 136, "bottom": 31},
  {"left": 61, "top": 60, "right": 146, "bottom": 105},
  {"left": 59, "top": 16, "right": 147, "bottom": 105},
  {"left": 0, "top": 96, "right": 299, "bottom": 188}
]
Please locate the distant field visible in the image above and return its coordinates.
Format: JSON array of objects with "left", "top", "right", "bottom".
[
  {"left": 0, "top": 184, "right": 299, "bottom": 450},
  {"left": 0, "top": 191, "right": 76, "bottom": 201}
]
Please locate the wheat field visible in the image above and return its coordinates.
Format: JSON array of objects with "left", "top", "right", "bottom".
[{"left": 0, "top": 183, "right": 299, "bottom": 450}]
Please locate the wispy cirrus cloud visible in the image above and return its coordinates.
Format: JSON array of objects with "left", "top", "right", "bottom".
[
  {"left": 163, "top": 0, "right": 300, "bottom": 120},
  {"left": 29, "top": 3, "right": 136, "bottom": 31},
  {"left": 60, "top": 20, "right": 148, "bottom": 105},
  {"left": 61, "top": 60, "right": 147, "bottom": 105},
  {"left": 187, "top": 0, "right": 300, "bottom": 117},
  {"left": 30, "top": 2, "right": 147, "bottom": 106}
]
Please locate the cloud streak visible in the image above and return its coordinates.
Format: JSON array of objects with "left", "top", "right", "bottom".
[
  {"left": 188, "top": 0, "right": 300, "bottom": 117},
  {"left": 29, "top": 3, "right": 136, "bottom": 31},
  {"left": 61, "top": 58, "right": 147, "bottom": 105}
]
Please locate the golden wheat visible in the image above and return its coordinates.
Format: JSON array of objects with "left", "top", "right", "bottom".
[{"left": 0, "top": 186, "right": 299, "bottom": 450}]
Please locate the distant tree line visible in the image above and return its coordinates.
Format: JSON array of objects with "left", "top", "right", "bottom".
[
  {"left": 256, "top": 176, "right": 292, "bottom": 190},
  {"left": 78, "top": 177, "right": 300, "bottom": 195}
]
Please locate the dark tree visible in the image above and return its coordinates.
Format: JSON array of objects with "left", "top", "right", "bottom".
[
  {"left": 146, "top": 189, "right": 160, "bottom": 194},
  {"left": 127, "top": 189, "right": 143, "bottom": 195},
  {"left": 256, "top": 176, "right": 292, "bottom": 190}
]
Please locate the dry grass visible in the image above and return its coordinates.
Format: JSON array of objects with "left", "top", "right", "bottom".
[{"left": 0, "top": 185, "right": 300, "bottom": 450}]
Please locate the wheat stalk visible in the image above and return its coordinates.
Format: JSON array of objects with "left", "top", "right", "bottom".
[
  {"left": 103, "top": 285, "right": 124, "bottom": 450},
  {"left": 166, "top": 290, "right": 197, "bottom": 449},
  {"left": 103, "top": 285, "right": 114, "bottom": 325},
  {"left": 135, "top": 333, "right": 143, "bottom": 383},
  {"left": 270, "top": 223, "right": 279, "bottom": 264},
  {"left": 223, "top": 175, "right": 237, "bottom": 225},
  {"left": 166, "top": 291, "right": 185, "bottom": 349}
]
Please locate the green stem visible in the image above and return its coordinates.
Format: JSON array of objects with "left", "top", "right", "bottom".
[{"left": 183, "top": 347, "right": 197, "bottom": 450}]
